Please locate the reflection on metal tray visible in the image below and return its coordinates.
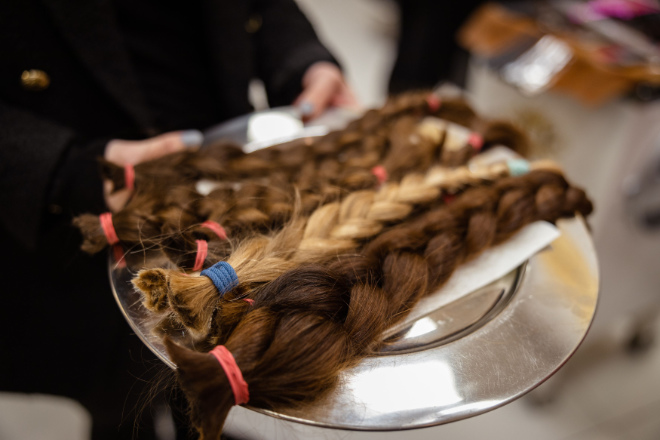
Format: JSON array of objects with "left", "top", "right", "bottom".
[
  {"left": 379, "top": 265, "right": 522, "bottom": 354},
  {"left": 202, "top": 105, "right": 359, "bottom": 152},
  {"left": 110, "top": 216, "right": 598, "bottom": 431}
]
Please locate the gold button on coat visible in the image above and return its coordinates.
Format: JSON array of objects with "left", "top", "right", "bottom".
[
  {"left": 245, "top": 15, "right": 262, "bottom": 33},
  {"left": 21, "top": 69, "right": 50, "bottom": 91}
]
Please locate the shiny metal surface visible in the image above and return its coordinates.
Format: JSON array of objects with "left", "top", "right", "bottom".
[
  {"left": 202, "top": 105, "right": 359, "bottom": 150},
  {"left": 110, "top": 252, "right": 177, "bottom": 369},
  {"left": 500, "top": 35, "right": 572, "bottom": 95},
  {"left": 110, "top": 216, "right": 598, "bottom": 430},
  {"left": 380, "top": 267, "right": 521, "bottom": 354}
]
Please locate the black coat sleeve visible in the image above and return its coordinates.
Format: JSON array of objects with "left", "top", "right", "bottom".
[
  {"left": 252, "top": 0, "right": 339, "bottom": 106},
  {"left": 0, "top": 100, "right": 107, "bottom": 250}
]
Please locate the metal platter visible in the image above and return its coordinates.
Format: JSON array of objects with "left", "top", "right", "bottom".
[
  {"left": 110, "top": 107, "right": 598, "bottom": 430},
  {"left": 110, "top": 215, "right": 597, "bottom": 430}
]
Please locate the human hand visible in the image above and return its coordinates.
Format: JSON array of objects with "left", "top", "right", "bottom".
[
  {"left": 105, "top": 130, "right": 203, "bottom": 165},
  {"left": 294, "top": 62, "right": 361, "bottom": 121},
  {"left": 103, "top": 130, "right": 203, "bottom": 211}
]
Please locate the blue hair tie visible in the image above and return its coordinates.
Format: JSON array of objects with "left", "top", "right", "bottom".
[
  {"left": 201, "top": 261, "right": 238, "bottom": 296},
  {"left": 507, "top": 159, "right": 531, "bottom": 177}
]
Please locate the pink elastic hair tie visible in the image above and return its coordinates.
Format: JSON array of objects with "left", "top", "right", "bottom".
[
  {"left": 124, "top": 164, "right": 135, "bottom": 192},
  {"left": 443, "top": 194, "right": 456, "bottom": 204},
  {"left": 243, "top": 298, "right": 255, "bottom": 305},
  {"left": 112, "top": 244, "right": 126, "bottom": 269},
  {"left": 201, "top": 221, "right": 227, "bottom": 241},
  {"left": 209, "top": 345, "right": 249, "bottom": 405},
  {"left": 468, "top": 133, "right": 484, "bottom": 151},
  {"left": 193, "top": 240, "right": 208, "bottom": 272},
  {"left": 371, "top": 165, "right": 388, "bottom": 185},
  {"left": 99, "top": 212, "right": 119, "bottom": 245},
  {"left": 426, "top": 94, "right": 441, "bottom": 112}
]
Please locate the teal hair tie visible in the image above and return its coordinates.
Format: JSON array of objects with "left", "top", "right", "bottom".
[
  {"left": 507, "top": 159, "right": 531, "bottom": 176},
  {"left": 201, "top": 261, "right": 238, "bottom": 296}
]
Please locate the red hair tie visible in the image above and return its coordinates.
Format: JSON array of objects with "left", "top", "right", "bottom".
[
  {"left": 468, "top": 133, "right": 484, "bottom": 151},
  {"left": 426, "top": 94, "right": 442, "bottom": 112},
  {"left": 442, "top": 193, "right": 456, "bottom": 204},
  {"left": 193, "top": 240, "right": 208, "bottom": 272},
  {"left": 124, "top": 164, "right": 135, "bottom": 191},
  {"left": 209, "top": 346, "right": 249, "bottom": 405},
  {"left": 99, "top": 212, "right": 119, "bottom": 245},
  {"left": 243, "top": 298, "right": 255, "bottom": 305},
  {"left": 371, "top": 165, "right": 388, "bottom": 185},
  {"left": 201, "top": 221, "right": 227, "bottom": 240},
  {"left": 112, "top": 244, "right": 126, "bottom": 268}
]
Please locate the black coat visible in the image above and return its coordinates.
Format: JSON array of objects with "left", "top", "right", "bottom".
[
  {"left": 0, "top": 0, "right": 334, "bottom": 434},
  {"left": 1, "top": 0, "right": 335, "bottom": 249}
]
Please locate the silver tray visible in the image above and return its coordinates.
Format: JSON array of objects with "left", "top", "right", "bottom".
[{"left": 110, "top": 215, "right": 598, "bottom": 430}]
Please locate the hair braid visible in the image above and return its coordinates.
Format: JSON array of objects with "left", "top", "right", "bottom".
[
  {"left": 134, "top": 159, "right": 550, "bottom": 331},
  {"left": 164, "top": 170, "right": 591, "bottom": 438}
]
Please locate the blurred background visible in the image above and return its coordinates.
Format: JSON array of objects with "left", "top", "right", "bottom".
[{"left": 2, "top": 1, "right": 659, "bottom": 438}]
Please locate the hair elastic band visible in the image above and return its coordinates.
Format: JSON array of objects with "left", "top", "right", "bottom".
[
  {"left": 442, "top": 194, "right": 456, "bottom": 204},
  {"left": 124, "top": 164, "right": 135, "bottom": 192},
  {"left": 209, "top": 345, "right": 249, "bottom": 405},
  {"left": 201, "top": 261, "right": 238, "bottom": 296},
  {"left": 193, "top": 240, "right": 208, "bottom": 272},
  {"left": 507, "top": 159, "right": 531, "bottom": 177},
  {"left": 468, "top": 133, "right": 484, "bottom": 151},
  {"left": 371, "top": 165, "right": 388, "bottom": 185},
  {"left": 112, "top": 244, "right": 126, "bottom": 269},
  {"left": 426, "top": 94, "right": 441, "bottom": 112},
  {"left": 243, "top": 298, "right": 254, "bottom": 305},
  {"left": 99, "top": 212, "right": 119, "bottom": 245},
  {"left": 201, "top": 221, "right": 227, "bottom": 240}
]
